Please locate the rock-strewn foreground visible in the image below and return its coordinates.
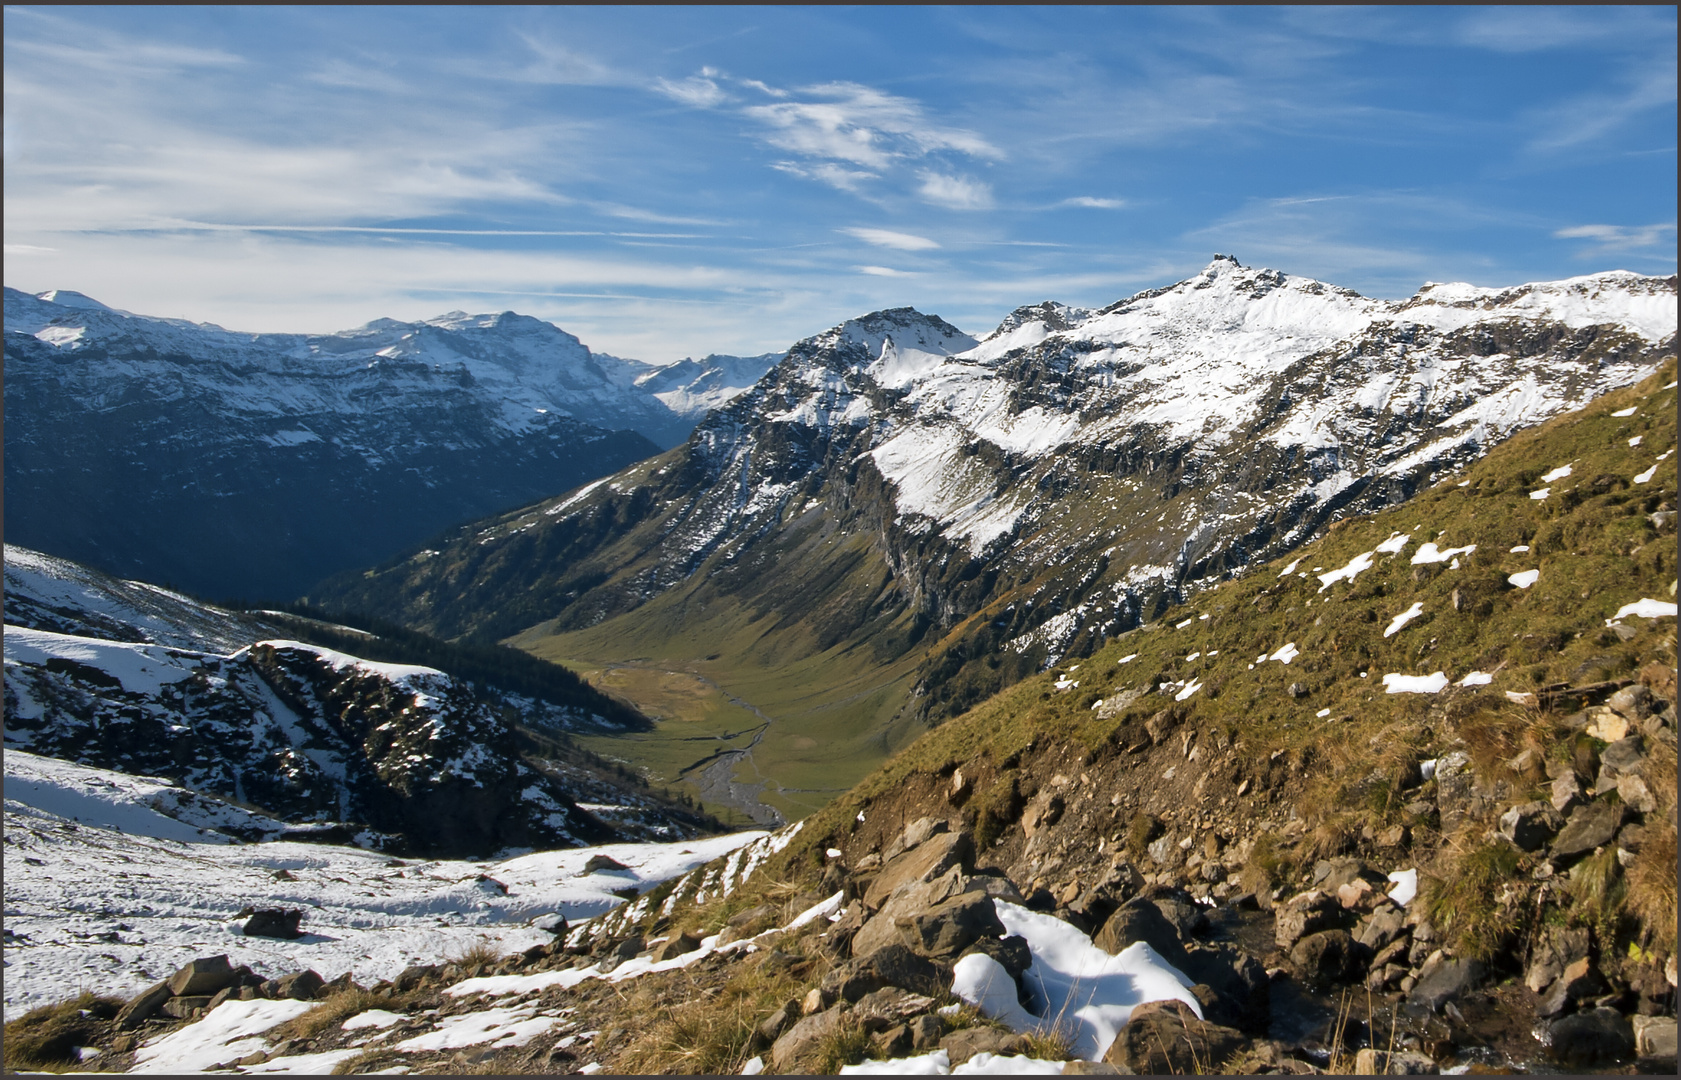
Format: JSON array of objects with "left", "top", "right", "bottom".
[{"left": 6, "top": 361, "right": 1674, "bottom": 1073}]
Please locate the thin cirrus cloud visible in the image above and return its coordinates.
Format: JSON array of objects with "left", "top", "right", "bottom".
[
  {"left": 857, "top": 265, "right": 917, "bottom": 277},
  {"left": 1062, "top": 196, "right": 1126, "bottom": 209},
  {"left": 1554, "top": 222, "right": 1677, "bottom": 255},
  {"left": 841, "top": 227, "right": 940, "bottom": 251},
  {"left": 916, "top": 171, "right": 993, "bottom": 211}
]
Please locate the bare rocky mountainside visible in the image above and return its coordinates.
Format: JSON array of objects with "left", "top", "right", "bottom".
[
  {"left": 1, "top": 288, "right": 779, "bottom": 602},
  {"left": 11, "top": 356, "right": 1673, "bottom": 1075},
  {"left": 310, "top": 259, "right": 1678, "bottom": 821},
  {"left": 2, "top": 546, "right": 721, "bottom": 856}
]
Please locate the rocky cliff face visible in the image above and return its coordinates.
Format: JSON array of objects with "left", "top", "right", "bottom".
[
  {"left": 2, "top": 289, "right": 779, "bottom": 602},
  {"left": 2, "top": 545, "right": 713, "bottom": 855},
  {"left": 316, "top": 261, "right": 1677, "bottom": 733}
]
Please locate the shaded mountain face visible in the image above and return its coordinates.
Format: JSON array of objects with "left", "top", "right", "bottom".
[
  {"left": 1, "top": 545, "right": 712, "bottom": 856},
  {"left": 315, "top": 261, "right": 1676, "bottom": 760},
  {"left": 1, "top": 289, "right": 778, "bottom": 603}
]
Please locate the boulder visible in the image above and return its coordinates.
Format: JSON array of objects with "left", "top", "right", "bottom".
[
  {"left": 909, "top": 1013, "right": 943, "bottom": 1050},
  {"left": 898, "top": 892, "right": 1006, "bottom": 959},
  {"left": 1498, "top": 802, "right": 1565, "bottom": 851},
  {"left": 1289, "top": 930, "right": 1361, "bottom": 988},
  {"left": 1353, "top": 1048, "right": 1439, "bottom": 1074},
  {"left": 115, "top": 981, "right": 173, "bottom": 1028},
  {"left": 1550, "top": 800, "right": 1626, "bottom": 862},
  {"left": 1150, "top": 890, "right": 1209, "bottom": 939},
  {"left": 1103, "top": 999, "right": 1247, "bottom": 1075},
  {"left": 1406, "top": 957, "right": 1483, "bottom": 1014},
  {"left": 583, "top": 854, "right": 629, "bottom": 873},
  {"left": 851, "top": 987, "right": 936, "bottom": 1031},
  {"left": 275, "top": 970, "right": 325, "bottom": 1001},
  {"left": 1539, "top": 957, "right": 1604, "bottom": 1018},
  {"left": 959, "top": 934, "right": 1033, "bottom": 977},
  {"left": 1550, "top": 771, "right": 1584, "bottom": 813},
  {"left": 770, "top": 1007, "right": 851, "bottom": 1073},
  {"left": 1600, "top": 733, "right": 1646, "bottom": 773},
  {"left": 1355, "top": 904, "right": 1406, "bottom": 950},
  {"left": 863, "top": 830, "right": 975, "bottom": 910},
  {"left": 161, "top": 995, "right": 214, "bottom": 1019},
  {"left": 1274, "top": 890, "right": 1341, "bottom": 951},
  {"left": 1022, "top": 791, "right": 1066, "bottom": 838},
  {"left": 852, "top": 866, "right": 972, "bottom": 957},
  {"left": 1095, "top": 900, "right": 1190, "bottom": 970},
  {"left": 869, "top": 1024, "right": 912, "bottom": 1058},
  {"left": 1525, "top": 925, "right": 1590, "bottom": 994},
  {"left": 1616, "top": 773, "right": 1658, "bottom": 813},
  {"left": 1545, "top": 1007, "right": 1635, "bottom": 1066},
  {"left": 168, "top": 955, "right": 236, "bottom": 997},
  {"left": 243, "top": 908, "right": 304, "bottom": 940},
  {"left": 1314, "top": 857, "right": 1382, "bottom": 893},
  {"left": 1608, "top": 684, "right": 1655, "bottom": 720},
  {"left": 649, "top": 931, "right": 703, "bottom": 962},
  {"left": 531, "top": 913, "right": 568, "bottom": 937},
  {"left": 1634, "top": 1015, "right": 1678, "bottom": 1061},
  {"left": 821, "top": 944, "right": 949, "bottom": 1002},
  {"left": 940, "top": 1025, "right": 1029, "bottom": 1066},
  {"left": 756, "top": 1002, "right": 800, "bottom": 1045}
]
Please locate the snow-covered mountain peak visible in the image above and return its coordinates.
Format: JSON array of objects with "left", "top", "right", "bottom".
[
  {"left": 820, "top": 307, "right": 978, "bottom": 365},
  {"left": 34, "top": 288, "right": 113, "bottom": 311}
]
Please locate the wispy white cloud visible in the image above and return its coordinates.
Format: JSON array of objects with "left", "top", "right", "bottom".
[
  {"left": 653, "top": 74, "right": 729, "bottom": 108},
  {"left": 1554, "top": 222, "right": 1678, "bottom": 256},
  {"left": 841, "top": 227, "right": 940, "bottom": 251},
  {"left": 1525, "top": 54, "right": 1677, "bottom": 152},
  {"left": 4, "top": 244, "right": 56, "bottom": 255},
  {"left": 1061, "top": 196, "right": 1125, "bottom": 209},
  {"left": 917, "top": 172, "right": 993, "bottom": 211},
  {"left": 857, "top": 265, "right": 916, "bottom": 277},
  {"left": 770, "top": 161, "right": 878, "bottom": 193}
]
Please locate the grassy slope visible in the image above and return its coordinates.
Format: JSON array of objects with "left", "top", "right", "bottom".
[{"left": 774, "top": 358, "right": 1677, "bottom": 872}]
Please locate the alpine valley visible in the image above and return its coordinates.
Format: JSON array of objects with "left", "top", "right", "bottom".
[
  {"left": 4, "top": 258, "right": 1677, "bottom": 1076},
  {"left": 311, "top": 257, "right": 1677, "bottom": 824}
]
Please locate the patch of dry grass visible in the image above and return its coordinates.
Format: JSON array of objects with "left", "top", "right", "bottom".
[
  {"left": 1421, "top": 837, "right": 1524, "bottom": 963},
  {"left": 1, "top": 992, "right": 123, "bottom": 1073},
  {"left": 274, "top": 987, "right": 413, "bottom": 1043},
  {"left": 1626, "top": 818, "right": 1677, "bottom": 958}
]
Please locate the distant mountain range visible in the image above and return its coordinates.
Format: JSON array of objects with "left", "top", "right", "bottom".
[
  {"left": 309, "top": 258, "right": 1677, "bottom": 816},
  {"left": 2, "top": 287, "right": 779, "bottom": 602}
]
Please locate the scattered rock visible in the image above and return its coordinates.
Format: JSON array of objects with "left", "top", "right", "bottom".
[
  {"left": 1550, "top": 770, "right": 1585, "bottom": 813},
  {"left": 115, "top": 981, "right": 172, "bottom": 1028},
  {"left": 1060, "top": 1060, "right": 1129, "bottom": 1074},
  {"left": 1022, "top": 791, "right": 1067, "bottom": 838},
  {"left": 1540, "top": 957, "right": 1604, "bottom": 1018},
  {"left": 243, "top": 908, "right": 304, "bottom": 940},
  {"left": 1287, "top": 682, "right": 1309, "bottom": 699},
  {"left": 1525, "top": 926, "right": 1590, "bottom": 994},
  {"left": 1550, "top": 800, "right": 1626, "bottom": 863},
  {"left": 851, "top": 987, "right": 936, "bottom": 1031},
  {"left": 161, "top": 995, "right": 214, "bottom": 1019},
  {"left": 1274, "top": 890, "right": 1340, "bottom": 951},
  {"left": 1289, "top": 930, "right": 1361, "bottom": 988},
  {"left": 821, "top": 944, "right": 949, "bottom": 1002},
  {"left": 1352, "top": 1047, "right": 1439, "bottom": 1074},
  {"left": 1095, "top": 899, "right": 1190, "bottom": 968},
  {"left": 908, "top": 1013, "right": 943, "bottom": 1051},
  {"left": 168, "top": 955, "right": 236, "bottom": 996},
  {"left": 1103, "top": 998, "right": 1247, "bottom": 1075},
  {"left": 1355, "top": 903, "right": 1406, "bottom": 950},
  {"left": 1406, "top": 957, "right": 1484, "bottom": 1015},
  {"left": 770, "top": 1007, "right": 850, "bottom": 1073},
  {"left": 1634, "top": 1015, "right": 1678, "bottom": 1061},
  {"left": 1616, "top": 773, "right": 1658, "bottom": 813},
  {"left": 1498, "top": 802, "right": 1565, "bottom": 851},
  {"left": 863, "top": 830, "right": 975, "bottom": 910},
  {"left": 583, "top": 854, "right": 629, "bottom": 873},
  {"left": 897, "top": 892, "right": 1005, "bottom": 959},
  {"left": 275, "top": 970, "right": 324, "bottom": 1001},
  {"left": 756, "top": 1001, "right": 800, "bottom": 1044},
  {"left": 1545, "top": 1006, "right": 1635, "bottom": 1066},
  {"left": 649, "top": 931, "right": 703, "bottom": 962},
  {"left": 940, "top": 1025, "right": 1029, "bottom": 1066},
  {"left": 869, "top": 1023, "right": 913, "bottom": 1058},
  {"left": 959, "top": 933, "right": 1033, "bottom": 977}
]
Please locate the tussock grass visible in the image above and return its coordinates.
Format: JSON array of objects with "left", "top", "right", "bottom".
[
  {"left": 617, "top": 945, "right": 817, "bottom": 1075},
  {"left": 811, "top": 1015, "right": 873, "bottom": 1073},
  {"left": 1627, "top": 818, "right": 1678, "bottom": 958},
  {"left": 445, "top": 937, "right": 504, "bottom": 970},
  {"left": 1421, "top": 838, "right": 1524, "bottom": 963},
  {"left": 1, "top": 992, "right": 123, "bottom": 1073},
  {"left": 1020, "top": 1026, "right": 1075, "bottom": 1061},
  {"left": 1568, "top": 847, "right": 1628, "bottom": 949}
]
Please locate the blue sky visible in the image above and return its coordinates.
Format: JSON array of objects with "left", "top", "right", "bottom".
[{"left": 4, "top": 6, "right": 1675, "bottom": 360}]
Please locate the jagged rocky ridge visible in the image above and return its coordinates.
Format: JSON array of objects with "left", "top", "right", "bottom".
[
  {"left": 2, "top": 288, "right": 779, "bottom": 601},
  {"left": 2, "top": 546, "right": 714, "bottom": 856},
  {"left": 316, "top": 259, "right": 1677, "bottom": 727}
]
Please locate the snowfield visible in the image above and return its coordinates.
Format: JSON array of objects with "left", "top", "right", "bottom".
[{"left": 1, "top": 749, "right": 762, "bottom": 1020}]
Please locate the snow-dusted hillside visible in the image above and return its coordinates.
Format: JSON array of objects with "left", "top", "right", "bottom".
[
  {"left": 2, "top": 544, "right": 716, "bottom": 856},
  {"left": 0, "top": 748, "right": 762, "bottom": 1021},
  {"left": 2, "top": 289, "right": 782, "bottom": 601},
  {"left": 319, "top": 258, "right": 1676, "bottom": 728}
]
